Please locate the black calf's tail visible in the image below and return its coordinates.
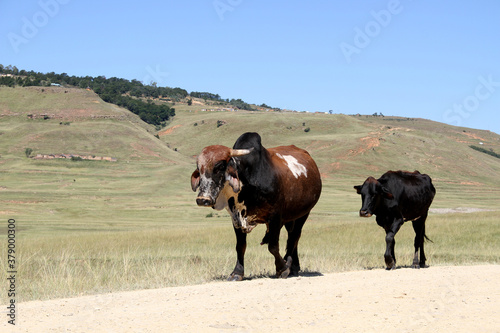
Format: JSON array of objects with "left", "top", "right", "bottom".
[
  {"left": 422, "top": 220, "right": 433, "bottom": 243},
  {"left": 424, "top": 234, "right": 433, "bottom": 243}
]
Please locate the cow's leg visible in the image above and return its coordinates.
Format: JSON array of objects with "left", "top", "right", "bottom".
[
  {"left": 267, "top": 217, "right": 290, "bottom": 278},
  {"left": 228, "top": 226, "right": 247, "bottom": 281},
  {"left": 284, "top": 213, "right": 309, "bottom": 276},
  {"left": 385, "top": 218, "right": 403, "bottom": 270},
  {"left": 412, "top": 214, "right": 428, "bottom": 268}
]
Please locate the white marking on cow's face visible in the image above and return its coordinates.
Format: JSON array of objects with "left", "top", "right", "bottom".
[
  {"left": 276, "top": 154, "right": 308, "bottom": 178},
  {"left": 197, "top": 173, "right": 216, "bottom": 200}
]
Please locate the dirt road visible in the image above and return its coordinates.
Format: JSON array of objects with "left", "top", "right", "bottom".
[{"left": 4, "top": 265, "right": 500, "bottom": 332}]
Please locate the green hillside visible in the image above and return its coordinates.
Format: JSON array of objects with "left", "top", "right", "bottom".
[
  {"left": 1, "top": 86, "right": 499, "bottom": 301},
  {"left": 163, "top": 103, "right": 500, "bottom": 210},
  {"left": 1, "top": 85, "right": 500, "bottom": 227},
  {"left": 0, "top": 86, "right": 191, "bottom": 233}
]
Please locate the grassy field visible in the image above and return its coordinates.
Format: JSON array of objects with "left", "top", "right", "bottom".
[
  {"left": 1, "top": 212, "right": 499, "bottom": 302},
  {"left": 1, "top": 87, "right": 499, "bottom": 303}
]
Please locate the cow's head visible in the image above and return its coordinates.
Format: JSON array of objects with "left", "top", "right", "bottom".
[
  {"left": 191, "top": 145, "right": 252, "bottom": 208},
  {"left": 354, "top": 177, "right": 394, "bottom": 217}
]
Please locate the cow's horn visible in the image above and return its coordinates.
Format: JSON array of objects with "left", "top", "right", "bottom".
[{"left": 230, "top": 148, "right": 253, "bottom": 157}]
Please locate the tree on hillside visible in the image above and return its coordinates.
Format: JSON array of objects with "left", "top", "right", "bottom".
[
  {"left": 229, "top": 98, "right": 254, "bottom": 111},
  {"left": 0, "top": 64, "right": 263, "bottom": 126}
]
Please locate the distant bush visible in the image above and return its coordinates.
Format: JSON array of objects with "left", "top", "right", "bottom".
[
  {"left": 25, "top": 148, "right": 33, "bottom": 158},
  {"left": 304, "top": 127, "right": 311, "bottom": 133},
  {"left": 229, "top": 98, "right": 255, "bottom": 111},
  {"left": 71, "top": 156, "right": 83, "bottom": 161},
  {"left": 190, "top": 92, "right": 221, "bottom": 101},
  {"left": 470, "top": 145, "right": 500, "bottom": 159}
]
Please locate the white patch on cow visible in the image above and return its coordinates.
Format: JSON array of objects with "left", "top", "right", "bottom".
[
  {"left": 216, "top": 182, "right": 257, "bottom": 233},
  {"left": 276, "top": 153, "right": 308, "bottom": 178},
  {"left": 233, "top": 210, "right": 258, "bottom": 233}
]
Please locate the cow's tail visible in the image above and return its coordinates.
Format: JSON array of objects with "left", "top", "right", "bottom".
[
  {"left": 423, "top": 221, "right": 433, "bottom": 243},
  {"left": 424, "top": 234, "right": 433, "bottom": 243}
]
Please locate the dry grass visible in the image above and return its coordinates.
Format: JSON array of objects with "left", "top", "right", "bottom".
[{"left": 2, "top": 212, "right": 499, "bottom": 303}]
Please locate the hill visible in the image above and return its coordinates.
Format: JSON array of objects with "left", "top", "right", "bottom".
[
  {"left": 0, "top": 86, "right": 192, "bottom": 234},
  {"left": 162, "top": 103, "right": 500, "bottom": 210},
  {"left": 1, "top": 85, "right": 500, "bottom": 225},
  {"left": 1, "top": 86, "right": 499, "bottom": 302}
]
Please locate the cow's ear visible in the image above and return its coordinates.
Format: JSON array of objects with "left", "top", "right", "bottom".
[
  {"left": 226, "top": 164, "right": 240, "bottom": 193},
  {"left": 354, "top": 185, "right": 362, "bottom": 194},
  {"left": 191, "top": 169, "right": 200, "bottom": 192},
  {"left": 381, "top": 186, "right": 394, "bottom": 199}
]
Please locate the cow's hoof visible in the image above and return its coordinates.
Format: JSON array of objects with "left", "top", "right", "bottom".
[
  {"left": 279, "top": 267, "right": 290, "bottom": 279},
  {"left": 385, "top": 256, "right": 396, "bottom": 270},
  {"left": 412, "top": 262, "right": 420, "bottom": 269},
  {"left": 227, "top": 273, "right": 243, "bottom": 281},
  {"left": 290, "top": 266, "right": 300, "bottom": 277},
  {"left": 277, "top": 257, "right": 293, "bottom": 279}
]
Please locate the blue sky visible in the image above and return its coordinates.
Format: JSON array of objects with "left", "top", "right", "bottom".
[{"left": 1, "top": 0, "right": 499, "bottom": 134}]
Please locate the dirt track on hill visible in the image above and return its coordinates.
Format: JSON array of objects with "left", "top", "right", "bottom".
[{"left": 4, "top": 265, "right": 499, "bottom": 333}]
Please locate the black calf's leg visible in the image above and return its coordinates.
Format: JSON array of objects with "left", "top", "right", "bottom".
[
  {"left": 228, "top": 226, "right": 247, "bottom": 281},
  {"left": 412, "top": 215, "right": 428, "bottom": 268},
  {"left": 385, "top": 232, "right": 396, "bottom": 269},
  {"left": 385, "top": 218, "right": 403, "bottom": 270},
  {"left": 284, "top": 213, "right": 308, "bottom": 276}
]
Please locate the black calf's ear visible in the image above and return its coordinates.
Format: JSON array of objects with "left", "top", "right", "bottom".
[
  {"left": 191, "top": 169, "right": 200, "bottom": 192},
  {"left": 381, "top": 186, "right": 394, "bottom": 199},
  {"left": 354, "top": 185, "right": 362, "bottom": 194}
]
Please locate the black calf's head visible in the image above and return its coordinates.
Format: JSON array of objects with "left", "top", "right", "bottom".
[
  {"left": 191, "top": 145, "right": 251, "bottom": 208},
  {"left": 354, "top": 177, "right": 393, "bottom": 217}
]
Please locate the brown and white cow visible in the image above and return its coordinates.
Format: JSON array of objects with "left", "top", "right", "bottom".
[{"left": 191, "top": 132, "right": 322, "bottom": 281}]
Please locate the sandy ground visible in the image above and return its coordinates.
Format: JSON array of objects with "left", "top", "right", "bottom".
[{"left": 3, "top": 265, "right": 500, "bottom": 333}]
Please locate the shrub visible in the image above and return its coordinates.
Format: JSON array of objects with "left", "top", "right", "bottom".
[
  {"left": 470, "top": 145, "right": 500, "bottom": 159},
  {"left": 25, "top": 148, "right": 33, "bottom": 158}
]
